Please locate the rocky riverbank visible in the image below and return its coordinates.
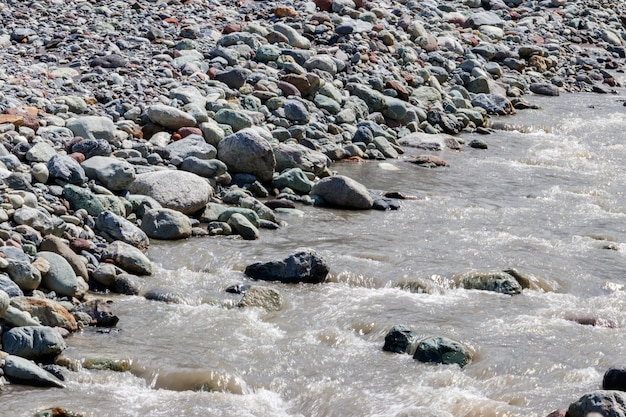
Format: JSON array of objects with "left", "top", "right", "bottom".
[{"left": 0, "top": 0, "right": 626, "bottom": 415}]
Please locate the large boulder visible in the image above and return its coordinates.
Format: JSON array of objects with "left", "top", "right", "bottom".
[
  {"left": 63, "top": 184, "right": 106, "bottom": 217},
  {"left": 40, "top": 235, "right": 89, "bottom": 280},
  {"left": 454, "top": 271, "right": 522, "bottom": 295},
  {"left": 0, "top": 274, "right": 23, "bottom": 297},
  {"left": 101, "top": 241, "right": 152, "bottom": 276},
  {"left": 604, "top": 367, "right": 626, "bottom": 391},
  {"left": 244, "top": 250, "right": 329, "bottom": 284},
  {"left": 9, "top": 297, "right": 77, "bottom": 332},
  {"left": 311, "top": 175, "right": 373, "bottom": 209},
  {"left": 413, "top": 336, "right": 473, "bottom": 368},
  {"left": 46, "top": 154, "right": 87, "bottom": 185},
  {"left": 567, "top": 390, "right": 626, "bottom": 417},
  {"left": 37, "top": 252, "right": 81, "bottom": 298},
  {"left": 128, "top": 170, "right": 213, "bottom": 215},
  {"left": 81, "top": 156, "right": 136, "bottom": 191},
  {"left": 95, "top": 211, "right": 150, "bottom": 250},
  {"left": 383, "top": 325, "right": 416, "bottom": 354},
  {"left": 140, "top": 208, "right": 192, "bottom": 240},
  {"left": 217, "top": 128, "right": 276, "bottom": 183},
  {"left": 3, "top": 354, "right": 65, "bottom": 388},
  {"left": 273, "top": 142, "right": 330, "bottom": 176},
  {"left": 2, "top": 326, "right": 66, "bottom": 360}
]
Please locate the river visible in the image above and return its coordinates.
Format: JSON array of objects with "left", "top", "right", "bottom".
[{"left": 4, "top": 91, "right": 626, "bottom": 416}]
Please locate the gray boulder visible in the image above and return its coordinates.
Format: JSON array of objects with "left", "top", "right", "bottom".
[
  {"left": 4, "top": 354, "right": 65, "bottom": 388},
  {"left": 96, "top": 211, "right": 150, "bottom": 250},
  {"left": 311, "top": 175, "right": 373, "bottom": 209},
  {"left": 2, "top": 326, "right": 66, "bottom": 360},
  {"left": 140, "top": 208, "right": 192, "bottom": 240},
  {"left": 146, "top": 104, "right": 196, "bottom": 130},
  {"left": 101, "top": 241, "right": 152, "bottom": 276},
  {"left": 40, "top": 235, "right": 89, "bottom": 280},
  {"left": 46, "top": 154, "right": 87, "bottom": 185},
  {"left": 244, "top": 249, "right": 329, "bottom": 284},
  {"left": 273, "top": 142, "right": 329, "bottom": 176},
  {"left": 179, "top": 157, "right": 227, "bottom": 179},
  {"left": 383, "top": 325, "right": 416, "bottom": 354},
  {"left": 37, "top": 252, "right": 80, "bottom": 297},
  {"left": 218, "top": 128, "right": 276, "bottom": 183},
  {"left": 455, "top": 271, "right": 522, "bottom": 295},
  {"left": 0, "top": 247, "right": 41, "bottom": 291},
  {"left": 227, "top": 213, "right": 260, "bottom": 240},
  {"left": 128, "top": 170, "right": 213, "bottom": 215},
  {"left": 13, "top": 207, "right": 54, "bottom": 235},
  {"left": 413, "top": 336, "right": 473, "bottom": 368},
  {"left": 567, "top": 390, "right": 626, "bottom": 417},
  {"left": 272, "top": 168, "right": 313, "bottom": 194},
  {"left": 81, "top": 156, "right": 136, "bottom": 191},
  {"left": 0, "top": 275, "right": 23, "bottom": 297},
  {"left": 66, "top": 116, "right": 116, "bottom": 142},
  {"left": 25, "top": 142, "right": 57, "bottom": 163},
  {"left": 166, "top": 135, "right": 217, "bottom": 160}
]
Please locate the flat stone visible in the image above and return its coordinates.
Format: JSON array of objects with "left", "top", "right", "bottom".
[{"left": 146, "top": 105, "right": 197, "bottom": 130}]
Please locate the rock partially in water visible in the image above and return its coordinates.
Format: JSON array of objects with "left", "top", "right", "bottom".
[
  {"left": 383, "top": 325, "right": 416, "bottom": 354},
  {"left": 567, "top": 390, "right": 626, "bottom": 417},
  {"left": 33, "top": 407, "right": 84, "bottom": 417},
  {"left": 82, "top": 357, "right": 131, "bottom": 372},
  {"left": 217, "top": 128, "right": 276, "bottom": 183},
  {"left": 140, "top": 208, "right": 192, "bottom": 240},
  {"left": 2, "top": 326, "right": 66, "bottom": 361},
  {"left": 245, "top": 249, "right": 329, "bottom": 284},
  {"left": 311, "top": 175, "right": 373, "bottom": 209},
  {"left": 454, "top": 271, "right": 522, "bottom": 295},
  {"left": 10, "top": 297, "right": 77, "bottom": 332},
  {"left": 143, "top": 288, "right": 187, "bottom": 304},
  {"left": 237, "top": 286, "right": 283, "bottom": 312},
  {"left": 3, "top": 354, "right": 65, "bottom": 388},
  {"left": 604, "top": 367, "right": 626, "bottom": 391},
  {"left": 74, "top": 299, "right": 119, "bottom": 327},
  {"left": 101, "top": 241, "right": 152, "bottom": 276},
  {"left": 413, "top": 336, "right": 473, "bottom": 368}
]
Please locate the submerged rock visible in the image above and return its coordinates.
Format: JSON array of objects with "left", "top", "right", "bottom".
[
  {"left": 245, "top": 250, "right": 329, "bottom": 284},
  {"left": 454, "top": 271, "right": 522, "bottom": 295},
  {"left": 383, "top": 325, "right": 416, "bottom": 354},
  {"left": 237, "top": 286, "right": 283, "bottom": 312},
  {"left": 413, "top": 336, "right": 473, "bottom": 368},
  {"left": 310, "top": 175, "right": 373, "bottom": 209},
  {"left": 567, "top": 390, "right": 626, "bottom": 417},
  {"left": 4, "top": 354, "right": 65, "bottom": 388}
]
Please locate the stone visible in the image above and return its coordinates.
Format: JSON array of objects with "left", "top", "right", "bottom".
[
  {"left": 4, "top": 355, "right": 65, "bottom": 388},
  {"left": 311, "top": 175, "right": 373, "bottom": 209},
  {"left": 144, "top": 288, "right": 186, "bottom": 304},
  {"left": 128, "top": 170, "right": 213, "bottom": 215},
  {"left": 101, "top": 241, "right": 152, "bottom": 276},
  {"left": 218, "top": 128, "right": 276, "bottom": 183},
  {"left": 228, "top": 213, "right": 260, "bottom": 240},
  {"left": 604, "top": 368, "right": 626, "bottom": 391},
  {"left": 26, "top": 142, "right": 57, "bottom": 163},
  {"left": 0, "top": 275, "right": 23, "bottom": 297},
  {"left": 95, "top": 211, "right": 149, "bottom": 250},
  {"left": 0, "top": 289, "right": 9, "bottom": 316},
  {"left": 272, "top": 168, "right": 313, "bottom": 194},
  {"left": 46, "top": 155, "right": 87, "bottom": 185},
  {"left": 413, "top": 336, "right": 473, "bottom": 368},
  {"left": 273, "top": 142, "right": 329, "bottom": 176},
  {"left": 90, "top": 54, "right": 127, "bottom": 68},
  {"left": 244, "top": 249, "right": 329, "bottom": 284},
  {"left": 0, "top": 246, "right": 41, "bottom": 291},
  {"left": 214, "top": 109, "right": 253, "bottom": 132},
  {"left": 140, "top": 208, "right": 192, "bottom": 240},
  {"left": 63, "top": 184, "right": 105, "bottom": 217},
  {"left": 283, "top": 99, "right": 310, "bottom": 123},
  {"left": 40, "top": 235, "right": 89, "bottom": 280},
  {"left": 530, "top": 83, "right": 560, "bottom": 96},
  {"left": 166, "top": 136, "right": 217, "bottom": 160},
  {"left": 146, "top": 105, "right": 196, "bottom": 130},
  {"left": 383, "top": 325, "right": 416, "bottom": 354},
  {"left": 214, "top": 67, "right": 251, "bottom": 89},
  {"left": 273, "top": 23, "right": 310, "bottom": 49},
  {"left": 180, "top": 157, "right": 227, "bottom": 179},
  {"left": 37, "top": 252, "right": 80, "bottom": 298},
  {"left": 2, "top": 326, "right": 66, "bottom": 361},
  {"left": 91, "top": 263, "right": 122, "bottom": 287},
  {"left": 9, "top": 297, "right": 77, "bottom": 332},
  {"left": 237, "top": 286, "right": 283, "bottom": 312},
  {"left": 81, "top": 156, "right": 136, "bottom": 191},
  {"left": 4, "top": 306, "right": 40, "bottom": 327},
  {"left": 13, "top": 207, "right": 54, "bottom": 235},
  {"left": 455, "top": 272, "right": 522, "bottom": 295},
  {"left": 66, "top": 116, "right": 117, "bottom": 142},
  {"left": 71, "top": 138, "right": 113, "bottom": 159},
  {"left": 567, "top": 391, "right": 626, "bottom": 417},
  {"left": 465, "top": 11, "right": 503, "bottom": 28},
  {"left": 74, "top": 299, "right": 119, "bottom": 327}
]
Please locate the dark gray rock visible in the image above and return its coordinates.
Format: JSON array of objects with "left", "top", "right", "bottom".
[
  {"left": 604, "top": 368, "right": 626, "bottom": 392},
  {"left": 96, "top": 211, "right": 150, "bottom": 250},
  {"left": 74, "top": 299, "right": 119, "bottom": 327},
  {"left": 311, "top": 175, "right": 373, "bottom": 209},
  {"left": 2, "top": 326, "right": 66, "bottom": 360},
  {"left": 90, "top": 54, "right": 127, "bottom": 68},
  {"left": 383, "top": 325, "right": 416, "bottom": 354},
  {"left": 101, "top": 241, "right": 152, "bottom": 276},
  {"left": 567, "top": 390, "right": 626, "bottom": 417},
  {"left": 4, "top": 355, "right": 65, "bottom": 388},
  {"left": 46, "top": 155, "right": 87, "bottom": 185},
  {"left": 530, "top": 83, "right": 560, "bottom": 96},
  {"left": 81, "top": 156, "right": 136, "bottom": 191},
  {"left": 413, "top": 336, "right": 473, "bottom": 368},
  {"left": 71, "top": 139, "right": 113, "bottom": 159},
  {"left": 245, "top": 249, "right": 329, "bottom": 284},
  {"left": 140, "top": 208, "right": 192, "bottom": 240},
  {"left": 217, "top": 128, "right": 276, "bottom": 183},
  {"left": 166, "top": 136, "right": 217, "bottom": 160},
  {"left": 215, "top": 67, "right": 251, "bottom": 89}
]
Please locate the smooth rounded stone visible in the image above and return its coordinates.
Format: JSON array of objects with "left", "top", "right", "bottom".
[
  {"left": 373, "top": 137, "right": 399, "bottom": 159},
  {"left": 143, "top": 288, "right": 186, "bottom": 304},
  {"left": 314, "top": 94, "right": 341, "bottom": 114},
  {"left": 273, "top": 23, "right": 311, "bottom": 49},
  {"left": 2, "top": 326, "right": 66, "bottom": 361},
  {"left": 66, "top": 116, "right": 117, "bottom": 143},
  {"left": 101, "top": 241, "right": 152, "bottom": 276},
  {"left": 95, "top": 211, "right": 149, "bottom": 250},
  {"left": 63, "top": 184, "right": 105, "bottom": 217},
  {"left": 272, "top": 168, "right": 313, "bottom": 194},
  {"left": 383, "top": 325, "right": 416, "bottom": 354},
  {"left": 283, "top": 99, "right": 310, "bottom": 123},
  {"left": 25, "top": 142, "right": 57, "bottom": 163},
  {"left": 74, "top": 299, "right": 119, "bottom": 327},
  {"left": 413, "top": 336, "right": 473, "bottom": 368},
  {"left": 530, "top": 83, "right": 560, "bottom": 96},
  {"left": 273, "top": 142, "right": 330, "bottom": 176},
  {"left": 465, "top": 11, "right": 503, "bottom": 28},
  {"left": 146, "top": 105, "right": 197, "bottom": 130},
  {"left": 37, "top": 252, "right": 80, "bottom": 298},
  {"left": 81, "top": 156, "right": 136, "bottom": 191},
  {"left": 4, "top": 305, "right": 40, "bottom": 326},
  {"left": 468, "top": 138, "right": 488, "bottom": 150},
  {"left": 166, "top": 136, "right": 217, "bottom": 160},
  {"left": 311, "top": 175, "right": 373, "bottom": 209},
  {"left": 372, "top": 198, "right": 401, "bottom": 211},
  {"left": 471, "top": 93, "right": 513, "bottom": 116},
  {"left": 180, "top": 157, "right": 227, "bottom": 179},
  {"left": 199, "top": 121, "right": 226, "bottom": 147},
  {"left": 214, "top": 67, "right": 252, "bottom": 90},
  {"left": 128, "top": 194, "right": 163, "bottom": 219},
  {"left": 347, "top": 83, "right": 386, "bottom": 112},
  {"left": 604, "top": 367, "right": 626, "bottom": 391},
  {"left": 4, "top": 354, "right": 65, "bottom": 388},
  {"left": 91, "top": 54, "right": 127, "bottom": 68},
  {"left": 113, "top": 274, "right": 142, "bottom": 295},
  {"left": 237, "top": 286, "right": 283, "bottom": 312},
  {"left": 200, "top": 203, "right": 228, "bottom": 223},
  {"left": 218, "top": 207, "right": 261, "bottom": 227},
  {"left": 46, "top": 154, "right": 87, "bottom": 185},
  {"left": 40, "top": 235, "right": 89, "bottom": 281},
  {"left": 0, "top": 289, "right": 8, "bottom": 316},
  {"left": 13, "top": 207, "right": 54, "bottom": 235},
  {"left": 244, "top": 249, "right": 329, "bottom": 284},
  {"left": 567, "top": 391, "right": 626, "bottom": 417},
  {"left": 129, "top": 170, "right": 213, "bottom": 215},
  {"left": 454, "top": 271, "right": 522, "bottom": 295},
  {"left": 140, "top": 208, "right": 192, "bottom": 240},
  {"left": 0, "top": 275, "right": 23, "bottom": 297},
  {"left": 10, "top": 297, "right": 77, "bottom": 332},
  {"left": 227, "top": 213, "right": 260, "bottom": 240},
  {"left": 304, "top": 55, "right": 338, "bottom": 75},
  {"left": 0, "top": 247, "right": 41, "bottom": 291},
  {"left": 31, "top": 163, "right": 49, "bottom": 183},
  {"left": 218, "top": 128, "right": 276, "bottom": 183},
  {"left": 91, "top": 263, "right": 122, "bottom": 287},
  {"left": 214, "top": 109, "right": 253, "bottom": 132}
]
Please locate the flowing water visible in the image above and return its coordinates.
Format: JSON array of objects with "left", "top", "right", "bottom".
[{"left": 5, "top": 91, "right": 626, "bottom": 416}]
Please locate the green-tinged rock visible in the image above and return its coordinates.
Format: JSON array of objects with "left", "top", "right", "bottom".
[
  {"left": 140, "top": 208, "right": 192, "bottom": 240},
  {"left": 214, "top": 109, "right": 253, "bottom": 132},
  {"left": 218, "top": 208, "right": 260, "bottom": 228},
  {"left": 63, "top": 184, "right": 105, "bottom": 217},
  {"left": 199, "top": 203, "right": 228, "bottom": 223},
  {"left": 82, "top": 357, "right": 131, "bottom": 372},
  {"left": 228, "top": 213, "right": 260, "bottom": 240},
  {"left": 272, "top": 168, "right": 313, "bottom": 194},
  {"left": 95, "top": 194, "right": 126, "bottom": 217},
  {"left": 383, "top": 325, "right": 416, "bottom": 354},
  {"left": 413, "top": 336, "right": 473, "bottom": 368},
  {"left": 237, "top": 286, "right": 282, "bottom": 311},
  {"left": 455, "top": 271, "right": 522, "bottom": 295}
]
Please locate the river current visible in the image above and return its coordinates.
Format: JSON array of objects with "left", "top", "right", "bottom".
[{"left": 4, "top": 91, "right": 626, "bottom": 416}]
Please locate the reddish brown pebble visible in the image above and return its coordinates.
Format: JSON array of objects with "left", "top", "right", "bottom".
[
  {"left": 178, "top": 127, "right": 203, "bottom": 138},
  {"left": 69, "top": 152, "right": 85, "bottom": 163},
  {"left": 313, "top": 0, "right": 332, "bottom": 11},
  {"left": 70, "top": 238, "right": 92, "bottom": 253},
  {"left": 171, "top": 133, "right": 182, "bottom": 141},
  {"left": 222, "top": 23, "right": 241, "bottom": 34},
  {"left": 275, "top": 5, "right": 297, "bottom": 18}
]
